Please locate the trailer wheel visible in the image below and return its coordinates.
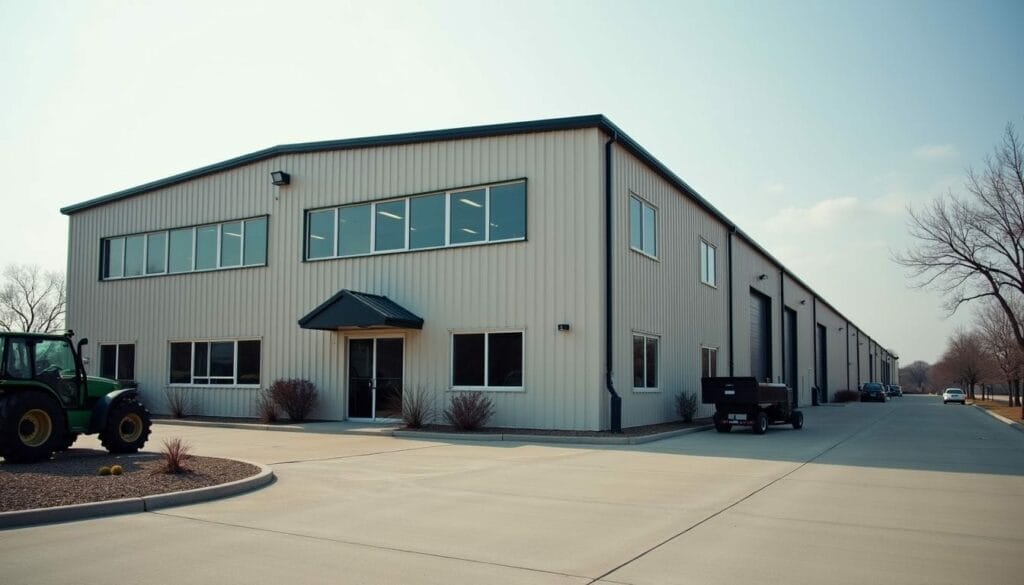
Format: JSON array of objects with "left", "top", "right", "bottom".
[
  {"left": 752, "top": 411, "right": 768, "bottom": 435},
  {"left": 791, "top": 410, "right": 804, "bottom": 430},
  {"left": 713, "top": 412, "right": 732, "bottom": 433}
]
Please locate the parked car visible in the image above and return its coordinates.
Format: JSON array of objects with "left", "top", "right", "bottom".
[
  {"left": 860, "top": 382, "right": 888, "bottom": 402},
  {"left": 942, "top": 388, "right": 967, "bottom": 404},
  {"left": 887, "top": 384, "right": 903, "bottom": 397}
]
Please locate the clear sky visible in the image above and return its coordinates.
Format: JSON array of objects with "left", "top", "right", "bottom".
[{"left": 1, "top": 0, "right": 1021, "bottom": 364}]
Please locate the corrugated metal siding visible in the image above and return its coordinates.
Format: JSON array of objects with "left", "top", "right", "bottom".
[
  {"left": 730, "top": 238, "right": 784, "bottom": 383},
  {"left": 67, "top": 129, "right": 605, "bottom": 430},
  {"left": 782, "top": 276, "right": 815, "bottom": 406},
  {"left": 608, "top": 143, "right": 729, "bottom": 427},
  {"left": 813, "top": 302, "right": 853, "bottom": 398}
]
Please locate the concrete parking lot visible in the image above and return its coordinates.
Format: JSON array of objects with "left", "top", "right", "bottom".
[{"left": 2, "top": 396, "right": 1023, "bottom": 585}]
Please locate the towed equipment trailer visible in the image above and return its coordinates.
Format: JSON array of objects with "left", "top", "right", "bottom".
[{"left": 701, "top": 377, "right": 804, "bottom": 434}]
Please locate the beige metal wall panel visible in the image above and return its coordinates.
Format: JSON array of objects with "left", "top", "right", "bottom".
[
  {"left": 607, "top": 143, "right": 730, "bottom": 428},
  {"left": 67, "top": 128, "right": 606, "bottom": 430},
  {"left": 813, "top": 301, "right": 854, "bottom": 398},
  {"left": 729, "top": 237, "right": 784, "bottom": 383}
]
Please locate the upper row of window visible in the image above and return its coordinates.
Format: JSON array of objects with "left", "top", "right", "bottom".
[{"left": 305, "top": 180, "right": 526, "bottom": 260}]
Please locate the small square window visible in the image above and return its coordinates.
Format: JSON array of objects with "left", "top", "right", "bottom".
[
  {"left": 700, "top": 240, "right": 717, "bottom": 286},
  {"left": 632, "top": 333, "right": 659, "bottom": 390},
  {"left": 629, "top": 196, "right": 657, "bottom": 257}
]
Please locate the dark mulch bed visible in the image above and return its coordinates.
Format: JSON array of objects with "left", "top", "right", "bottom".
[
  {"left": 0, "top": 449, "right": 259, "bottom": 512},
  {"left": 408, "top": 418, "right": 713, "bottom": 437}
]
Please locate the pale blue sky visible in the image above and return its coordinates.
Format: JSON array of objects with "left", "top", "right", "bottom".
[{"left": 1, "top": 0, "right": 1021, "bottom": 363}]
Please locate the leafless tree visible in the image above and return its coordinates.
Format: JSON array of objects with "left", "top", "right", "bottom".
[
  {"left": 975, "top": 299, "right": 1024, "bottom": 407},
  {"left": 0, "top": 264, "right": 66, "bottom": 333},
  {"left": 899, "top": 360, "right": 930, "bottom": 394},
  {"left": 939, "top": 330, "right": 991, "bottom": 400},
  {"left": 896, "top": 123, "right": 1024, "bottom": 353}
]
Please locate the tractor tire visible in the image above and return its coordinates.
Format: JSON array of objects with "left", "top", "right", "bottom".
[
  {"left": 56, "top": 432, "right": 80, "bottom": 452},
  {"left": 791, "top": 410, "right": 804, "bottom": 430},
  {"left": 99, "top": 399, "right": 152, "bottom": 454},
  {"left": 0, "top": 391, "right": 66, "bottom": 463},
  {"left": 752, "top": 411, "right": 769, "bottom": 435}
]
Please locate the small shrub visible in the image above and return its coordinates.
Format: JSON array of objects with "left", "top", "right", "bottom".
[
  {"left": 833, "top": 389, "right": 861, "bottom": 403},
  {"left": 164, "top": 388, "right": 194, "bottom": 419},
  {"left": 443, "top": 392, "right": 495, "bottom": 431},
  {"left": 675, "top": 391, "right": 698, "bottom": 423},
  {"left": 255, "top": 389, "right": 280, "bottom": 424},
  {"left": 400, "top": 386, "right": 434, "bottom": 429},
  {"left": 159, "top": 437, "right": 192, "bottom": 474},
  {"left": 98, "top": 466, "right": 112, "bottom": 476},
  {"left": 269, "top": 378, "right": 320, "bottom": 422},
  {"left": 110, "top": 464, "right": 123, "bottom": 476}
]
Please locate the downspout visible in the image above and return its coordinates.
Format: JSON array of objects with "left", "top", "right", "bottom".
[
  {"left": 605, "top": 132, "right": 622, "bottom": 433},
  {"left": 779, "top": 269, "right": 785, "bottom": 385},
  {"left": 846, "top": 320, "right": 851, "bottom": 391},
  {"left": 856, "top": 329, "right": 861, "bottom": 388},
  {"left": 812, "top": 296, "right": 818, "bottom": 405},
  {"left": 727, "top": 229, "right": 735, "bottom": 376}
]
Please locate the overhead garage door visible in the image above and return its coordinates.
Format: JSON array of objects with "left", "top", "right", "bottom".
[
  {"left": 816, "top": 323, "right": 828, "bottom": 402},
  {"left": 750, "top": 289, "right": 772, "bottom": 382},
  {"left": 784, "top": 307, "right": 797, "bottom": 405}
]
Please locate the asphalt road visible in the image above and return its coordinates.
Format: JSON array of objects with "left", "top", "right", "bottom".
[{"left": 2, "top": 396, "right": 1022, "bottom": 584}]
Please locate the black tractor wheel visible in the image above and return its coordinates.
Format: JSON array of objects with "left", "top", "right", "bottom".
[
  {"left": 56, "top": 432, "right": 80, "bottom": 452},
  {"left": 713, "top": 412, "right": 732, "bottom": 433},
  {"left": 0, "top": 391, "right": 66, "bottom": 463},
  {"left": 99, "top": 399, "right": 152, "bottom": 454},
  {"left": 752, "top": 411, "right": 769, "bottom": 435},
  {"left": 791, "top": 410, "right": 804, "bottom": 430}
]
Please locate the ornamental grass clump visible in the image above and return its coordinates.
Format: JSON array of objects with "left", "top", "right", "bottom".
[
  {"left": 164, "top": 388, "right": 194, "bottom": 419},
  {"left": 675, "top": 391, "right": 698, "bottom": 423},
  {"left": 159, "top": 437, "right": 192, "bottom": 474},
  {"left": 400, "top": 386, "right": 434, "bottom": 429},
  {"left": 269, "top": 378, "right": 319, "bottom": 422},
  {"left": 833, "top": 389, "right": 861, "bottom": 403},
  {"left": 443, "top": 392, "right": 495, "bottom": 431},
  {"left": 255, "top": 389, "right": 280, "bottom": 424}
]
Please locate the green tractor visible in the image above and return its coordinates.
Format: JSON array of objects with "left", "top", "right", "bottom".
[{"left": 0, "top": 330, "right": 152, "bottom": 463}]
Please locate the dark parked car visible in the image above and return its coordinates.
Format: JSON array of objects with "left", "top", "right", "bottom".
[
  {"left": 860, "top": 382, "right": 888, "bottom": 402},
  {"left": 887, "top": 384, "right": 903, "bottom": 397}
]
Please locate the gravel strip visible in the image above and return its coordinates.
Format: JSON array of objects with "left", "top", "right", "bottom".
[{"left": 0, "top": 449, "right": 259, "bottom": 512}]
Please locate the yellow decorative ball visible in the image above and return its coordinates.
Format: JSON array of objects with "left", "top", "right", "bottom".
[
  {"left": 98, "top": 466, "right": 112, "bottom": 476},
  {"left": 110, "top": 465, "right": 123, "bottom": 475}
]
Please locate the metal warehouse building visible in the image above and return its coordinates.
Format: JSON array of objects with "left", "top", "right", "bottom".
[{"left": 61, "top": 115, "right": 898, "bottom": 431}]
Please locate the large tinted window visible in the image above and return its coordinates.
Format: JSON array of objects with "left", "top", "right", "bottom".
[
  {"left": 169, "top": 343, "right": 191, "bottom": 384},
  {"left": 243, "top": 217, "right": 267, "bottom": 266},
  {"left": 487, "top": 332, "right": 522, "bottom": 387},
  {"left": 124, "top": 235, "right": 145, "bottom": 277},
  {"left": 169, "top": 229, "right": 193, "bottom": 273},
  {"left": 307, "top": 210, "right": 335, "bottom": 259},
  {"left": 146, "top": 232, "right": 167, "bottom": 274},
  {"left": 100, "top": 345, "right": 117, "bottom": 379},
  {"left": 220, "top": 221, "right": 243, "bottom": 267},
  {"left": 209, "top": 341, "right": 234, "bottom": 382},
  {"left": 409, "top": 193, "right": 445, "bottom": 249},
  {"left": 170, "top": 340, "right": 260, "bottom": 386},
  {"left": 237, "top": 340, "right": 261, "bottom": 385},
  {"left": 195, "top": 225, "right": 219, "bottom": 270},
  {"left": 452, "top": 334, "right": 485, "bottom": 386},
  {"left": 450, "top": 189, "right": 486, "bottom": 244},
  {"left": 104, "top": 238, "right": 125, "bottom": 278},
  {"left": 338, "top": 204, "right": 371, "bottom": 256},
  {"left": 374, "top": 200, "right": 406, "bottom": 251},
  {"left": 488, "top": 183, "right": 526, "bottom": 241}
]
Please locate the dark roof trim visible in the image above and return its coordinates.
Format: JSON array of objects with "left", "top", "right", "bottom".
[
  {"left": 298, "top": 289, "right": 424, "bottom": 331},
  {"left": 61, "top": 113, "right": 887, "bottom": 351}
]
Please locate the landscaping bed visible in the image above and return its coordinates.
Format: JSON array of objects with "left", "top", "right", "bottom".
[
  {"left": 0, "top": 449, "right": 259, "bottom": 512},
  {"left": 406, "top": 418, "right": 712, "bottom": 437}
]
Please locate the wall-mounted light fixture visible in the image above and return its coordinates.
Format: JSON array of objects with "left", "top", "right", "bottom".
[
  {"left": 800, "top": 299, "right": 807, "bottom": 305},
  {"left": 758, "top": 274, "right": 767, "bottom": 280},
  {"left": 838, "top": 326, "right": 844, "bottom": 331},
  {"left": 271, "top": 171, "right": 291, "bottom": 186},
  {"left": 557, "top": 323, "right": 571, "bottom": 332}
]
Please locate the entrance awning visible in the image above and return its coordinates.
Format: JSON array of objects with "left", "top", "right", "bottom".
[{"left": 298, "top": 290, "right": 424, "bottom": 331}]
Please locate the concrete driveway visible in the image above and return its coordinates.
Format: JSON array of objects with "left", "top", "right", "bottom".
[{"left": 2, "top": 396, "right": 1022, "bottom": 584}]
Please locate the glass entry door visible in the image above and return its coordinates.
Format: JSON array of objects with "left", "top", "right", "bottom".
[{"left": 348, "top": 337, "right": 403, "bottom": 421}]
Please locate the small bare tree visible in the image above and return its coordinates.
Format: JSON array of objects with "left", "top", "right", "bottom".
[
  {"left": 900, "top": 361, "right": 930, "bottom": 394},
  {"left": 0, "top": 264, "right": 66, "bottom": 333},
  {"left": 896, "top": 123, "right": 1024, "bottom": 354},
  {"left": 943, "top": 330, "right": 990, "bottom": 400},
  {"left": 976, "top": 299, "right": 1023, "bottom": 406}
]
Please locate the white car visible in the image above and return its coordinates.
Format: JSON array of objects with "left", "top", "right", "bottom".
[{"left": 942, "top": 388, "right": 966, "bottom": 404}]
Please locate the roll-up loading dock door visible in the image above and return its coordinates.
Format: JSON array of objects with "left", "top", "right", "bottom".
[{"left": 750, "top": 289, "right": 772, "bottom": 382}]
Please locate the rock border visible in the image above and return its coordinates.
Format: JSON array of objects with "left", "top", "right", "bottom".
[{"left": 0, "top": 460, "right": 274, "bottom": 530}]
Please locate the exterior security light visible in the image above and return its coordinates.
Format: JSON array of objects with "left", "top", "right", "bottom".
[
  {"left": 800, "top": 300, "right": 807, "bottom": 305},
  {"left": 757, "top": 274, "right": 767, "bottom": 280},
  {"left": 558, "top": 323, "right": 571, "bottom": 332},
  {"left": 271, "top": 171, "right": 291, "bottom": 186}
]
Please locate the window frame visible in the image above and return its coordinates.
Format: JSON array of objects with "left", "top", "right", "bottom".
[
  {"left": 629, "top": 194, "right": 658, "bottom": 259},
  {"left": 632, "top": 332, "right": 660, "bottom": 392},
  {"left": 701, "top": 346, "right": 718, "bottom": 379},
  {"left": 167, "top": 338, "right": 262, "bottom": 387},
  {"left": 449, "top": 329, "right": 525, "bottom": 392},
  {"left": 98, "top": 342, "right": 136, "bottom": 381},
  {"left": 700, "top": 239, "right": 717, "bottom": 287},
  {"left": 101, "top": 215, "right": 269, "bottom": 281},
  {"left": 304, "top": 179, "right": 527, "bottom": 261}
]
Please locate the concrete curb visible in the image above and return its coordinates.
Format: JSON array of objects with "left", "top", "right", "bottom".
[
  {"left": 155, "top": 418, "right": 392, "bottom": 438},
  {"left": 393, "top": 424, "right": 714, "bottom": 446},
  {"left": 972, "top": 404, "right": 1024, "bottom": 435},
  {"left": 0, "top": 461, "right": 274, "bottom": 530}
]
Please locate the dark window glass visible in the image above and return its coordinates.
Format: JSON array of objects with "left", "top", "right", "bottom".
[
  {"left": 450, "top": 189, "right": 486, "bottom": 244},
  {"left": 124, "top": 235, "right": 145, "bottom": 277},
  {"left": 220, "top": 221, "right": 243, "bottom": 267},
  {"left": 632, "top": 336, "right": 644, "bottom": 387},
  {"left": 409, "top": 193, "right": 445, "bottom": 249},
  {"left": 243, "top": 218, "right": 267, "bottom": 266},
  {"left": 374, "top": 200, "right": 406, "bottom": 251},
  {"left": 488, "top": 182, "right": 526, "bottom": 241},
  {"left": 237, "top": 340, "right": 261, "bottom": 385},
  {"left": 104, "top": 238, "right": 125, "bottom": 278},
  {"left": 4, "top": 339, "right": 31, "bottom": 379},
  {"left": 169, "top": 343, "right": 191, "bottom": 383},
  {"left": 338, "top": 204, "right": 371, "bottom": 256},
  {"left": 209, "top": 341, "right": 234, "bottom": 377},
  {"left": 118, "top": 344, "right": 135, "bottom": 381},
  {"left": 193, "top": 342, "right": 208, "bottom": 378},
  {"left": 487, "top": 332, "right": 522, "bottom": 387},
  {"left": 629, "top": 198, "right": 643, "bottom": 251},
  {"left": 307, "top": 210, "right": 335, "bottom": 259},
  {"left": 100, "top": 345, "right": 118, "bottom": 379},
  {"left": 169, "top": 229, "right": 193, "bottom": 273},
  {"left": 146, "top": 233, "right": 167, "bottom": 274},
  {"left": 195, "top": 226, "right": 218, "bottom": 270},
  {"left": 645, "top": 337, "right": 658, "bottom": 388},
  {"left": 452, "top": 334, "right": 485, "bottom": 386},
  {"left": 642, "top": 205, "right": 657, "bottom": 256}
]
